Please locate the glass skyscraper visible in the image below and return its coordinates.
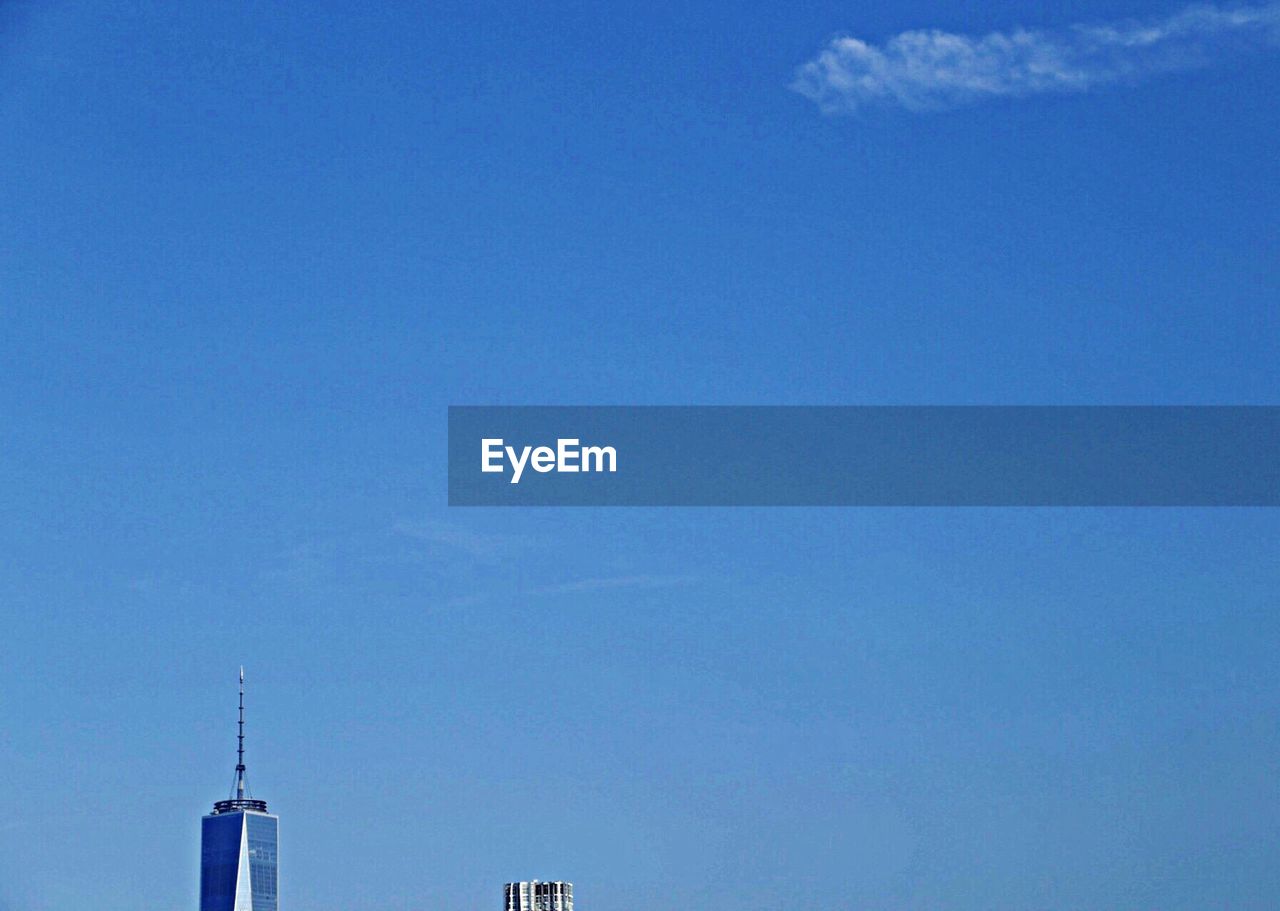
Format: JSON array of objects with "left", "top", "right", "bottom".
[
  {"left": 505, "top": 881, "right": 573, "bottom": 911},
  {"left": 201, "top": 669, "right": 279, "bottom": 911}
]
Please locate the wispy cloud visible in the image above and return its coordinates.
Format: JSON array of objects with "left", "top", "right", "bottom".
[
  {"left": 442, "top": 574, "right": 699, "bottom": 609},
  {"left": 529, "top": 574, "right": 699, "bottom": 595},
  {"left": 391, "top": 519, "right": 524, "bottom": 562},
  {"left": 793, "top": 2, "right": 1280, "bottom": 113}
]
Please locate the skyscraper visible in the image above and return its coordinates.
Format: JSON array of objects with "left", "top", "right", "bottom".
[
  {"left": 200, "top": 669, "right": 279, "bottom": 911},
  {"left": 504, "top": 881, "right": 573, "bottom": 911}
]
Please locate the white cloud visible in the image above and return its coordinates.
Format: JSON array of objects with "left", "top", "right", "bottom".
[
  {"left": 530, "top": 574, "right": 698, "bottom": 595},
  {"left": 391, "top": 518, "right": 522, "bottom": 561},
  {"left": 441, "top": 574, "right": 699, "bottom": 610},
  {"left": 793, "top": 3, "right": 1280, "bottom": 113}
]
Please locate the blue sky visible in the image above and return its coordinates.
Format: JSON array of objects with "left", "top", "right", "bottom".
[{"left": 1, "top": 1, "right": 1278, "bottom": 909}]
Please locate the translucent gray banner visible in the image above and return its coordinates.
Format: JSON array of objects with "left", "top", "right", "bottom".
[{"left": 447, "top": 406, "right": 1280, "bottom": 506}]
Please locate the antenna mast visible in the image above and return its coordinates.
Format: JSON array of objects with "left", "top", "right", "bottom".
[
  {"left": 235, "top": 666, "right": 247, "bottom": 799},
  {"left": 213, "top": 666, "right": 269, "bottom": 814}
]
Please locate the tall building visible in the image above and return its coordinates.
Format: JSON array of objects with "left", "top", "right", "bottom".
[
  {"left": 505, "top": 881, "right": 573, "bottom": 911},
  {"left": 200, "top": 668, "right": 279, "bottom": 911}
]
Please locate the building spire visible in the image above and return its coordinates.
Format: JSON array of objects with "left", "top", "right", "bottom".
[
  {"left": 212, "top": 666, "right": 269, "bottom": 815},
  {"left": 235, "top": 666, "right": 247, "bottom": 799}
]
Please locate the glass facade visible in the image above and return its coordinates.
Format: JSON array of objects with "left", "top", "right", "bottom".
[
  {"left": 201, "top": 813, "right": 243, "bottom": 911},
  {"left": 505, "top": 881, "right": 572, "bottom": 911},
  {"left": 200, "top": 810, "right": 279, "bottom": 911},
  {"left": 246, "top": 813, "right": 279, "bottom": 910}
]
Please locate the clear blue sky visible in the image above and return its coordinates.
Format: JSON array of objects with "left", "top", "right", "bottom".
[{"left": 2, "top": 1, "right": 1278, "bottom": 909}]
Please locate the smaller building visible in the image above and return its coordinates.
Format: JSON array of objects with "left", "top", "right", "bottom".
[{"left": 504, "top": 880, "right": 573, "bottom": 911}]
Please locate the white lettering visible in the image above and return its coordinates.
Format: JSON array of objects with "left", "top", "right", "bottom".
[
  {"left": 582, "top": 445, "right": 617, "bottom": 473},
  {"left": 483, "top": 438, "right": 616, "bottom": 484},
  {"left": 557, "top": 438, "right": 580, "bottom": 472},
  {"left": 481, "top": 439, "right": 505, "bottom": 472},
  {"left": 506, "top": 444, "right": 532, "bottom": 484},
  {"left": 531, "top": 446, "right": 556, "bottom": 473}
]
